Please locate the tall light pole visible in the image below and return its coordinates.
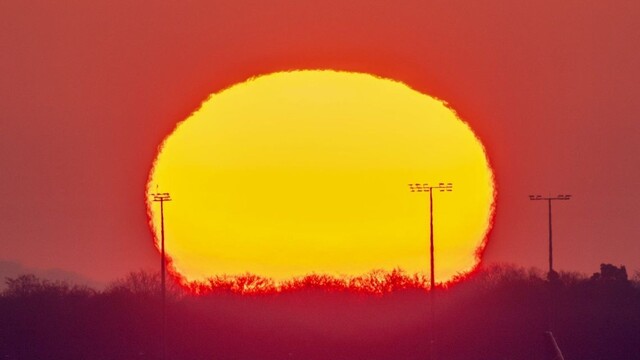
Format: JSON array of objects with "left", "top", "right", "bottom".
[
  {"left": 529, "top": 194, "right": 570, "bottom": 359},
  {"left": 528, "top": 194, "right": 571, "bottom": 280},
  {"left": 409, "top": 182, "right": 453, "bottom": 360},
  {"left": 151, "top": 192, "right": 171, "bottom": 360}
]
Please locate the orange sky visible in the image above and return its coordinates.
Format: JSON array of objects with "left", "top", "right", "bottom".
[{"left": 0, "top": 1, "right": 639, "bottom": 285}]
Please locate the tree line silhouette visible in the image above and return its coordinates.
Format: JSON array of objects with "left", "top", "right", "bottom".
[
  {"left": 1, "top": 264, "right": 638, "bottom": 360},
  {"left": 184, "top": 268, "right": 429, "bottom": 295}
]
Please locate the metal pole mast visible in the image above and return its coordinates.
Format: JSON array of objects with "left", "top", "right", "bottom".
[
  {"left": 548, "top": 198, "right": 553, "bottom": 275},
  {"left": 152, "top": 192, "right": 171, "bottom": 360},
  {"left": 409, "top": 182, "right": 453, "bottom": 360},
  {"left": 529, "top": 194, "right": 571, "bottom": 279},
  {"left": 429, "top": 189, "right": 434, "bottom": 296},
  {"left": 529, "top": 193, "right": 570, "bottom": 354},
  {"left": 428, "top": 188, "right": 435, "bottom": 359}
]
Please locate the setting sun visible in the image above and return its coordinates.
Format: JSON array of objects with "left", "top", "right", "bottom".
[{"left": 147, "top": 70, "right": 494, "bottom": 284}]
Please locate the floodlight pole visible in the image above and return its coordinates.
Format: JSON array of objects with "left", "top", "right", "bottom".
[
  {"left": 429, "top": 189, "right": 434, "bottom": 291},
  {"left": 409, "top": 182, "right": 453, "bottom": 360},
  {"left": 152, "top": 192, "right": 171, "bottom": 360},
  {"left": 528, "top": 194, "right": 571, "bottom": 279}
]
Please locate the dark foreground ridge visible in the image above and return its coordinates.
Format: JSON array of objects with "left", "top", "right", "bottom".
[{"left": 1, "top": 264, "right": 638, "bottom": 360}]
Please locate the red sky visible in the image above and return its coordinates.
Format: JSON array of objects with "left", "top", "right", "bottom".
[{"left": 1, "top": 0, "right": 639, "bottom": 286}]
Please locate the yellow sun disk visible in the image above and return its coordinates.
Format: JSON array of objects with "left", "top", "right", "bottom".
[{"left": 148, "top": 70, "right": 494, "bottom": 284}]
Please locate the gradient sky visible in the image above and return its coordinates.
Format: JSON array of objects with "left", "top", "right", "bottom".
[{"left": 1, "top": 1, "right": 639, "bottom": 286}]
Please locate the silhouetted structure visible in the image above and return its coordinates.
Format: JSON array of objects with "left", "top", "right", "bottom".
[
  {"left": 151, "top": 191, "right": 171, "bottom": 360},
  {"left": 591, "top": 263, "right": 629, "bottom": 283},
  {"left": 528, "top": 194, "right": 572, "bottom": 279},
  {"left": 409, "top": 182, "right": 453, "bottom": 360}
]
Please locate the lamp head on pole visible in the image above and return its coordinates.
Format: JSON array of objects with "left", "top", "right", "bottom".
[
  {"left": 409, "top": 183, "right": 453, "bottom": 193},
  {"left": 408, "top": 183, "right": 428, "bottom": 192},
  {"left": 529, "top": 194, "right": 572, "bottom": 201},
  {"left": 151, "top": 192, "right": 172, "bottom": 202}
]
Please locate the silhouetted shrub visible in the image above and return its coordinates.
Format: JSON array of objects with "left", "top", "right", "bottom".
[
  {"left": 590, "top": 263, "right": 629, "bottom": 283},
  {"left": 105, "top": 270, "right": 183, "bottom": 300}
]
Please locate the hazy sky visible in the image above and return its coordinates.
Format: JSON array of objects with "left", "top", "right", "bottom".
[{"left": 1, "top": 1, "right": 639, "bottom": 285}]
